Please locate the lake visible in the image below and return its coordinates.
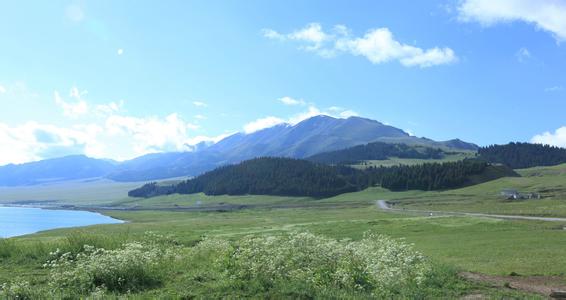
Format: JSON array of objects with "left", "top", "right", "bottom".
[{"left": 0, "top": 206, "right": 123, "bottom": 238}]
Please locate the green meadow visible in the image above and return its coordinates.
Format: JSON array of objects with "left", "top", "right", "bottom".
[{"left": 2, "top": 164, "right": 566, "bottom": 298}]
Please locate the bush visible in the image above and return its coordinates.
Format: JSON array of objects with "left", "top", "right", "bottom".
[
  {"left": 0, "top": 280, "right": 36, "bottom": 300},
  {"left": 193, "top": 231, "right": 432, "bottom": 297},
  {"left": 46, "top": 238, "right": 177, "bottom": 295}
]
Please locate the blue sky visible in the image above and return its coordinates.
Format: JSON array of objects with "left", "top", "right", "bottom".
[{"left": 1, "top": 0, "right": 565, "bottom": 164}]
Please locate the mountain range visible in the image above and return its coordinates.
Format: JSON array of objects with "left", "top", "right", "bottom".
[{"left": 0, "top": 115, "right": 478, "bottom": 186}]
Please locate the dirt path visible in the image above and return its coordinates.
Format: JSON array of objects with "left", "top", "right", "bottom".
[{"left": 376, "top": 200, "right": 566, "bottom": 222}]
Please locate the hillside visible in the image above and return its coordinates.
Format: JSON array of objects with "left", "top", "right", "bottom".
[
  {"left": 129, "top": 157, "right": 365, "bottom": 198},
  {"left": 307, "top": 141, "right": 445, "bottom": 164},
  {"left": 129, "top": 157, "right": 513, "bottom": 198},
  {"left": 479, "top": 142, "right": 566, "bottom": 169}
]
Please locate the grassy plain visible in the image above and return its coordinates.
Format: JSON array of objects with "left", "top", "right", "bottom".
[
  {"left": 2, "top": 163, "right": 566, "bottom": 297},
  {"left": 3, "top": 205, "right": 561, "bottom": 298}
]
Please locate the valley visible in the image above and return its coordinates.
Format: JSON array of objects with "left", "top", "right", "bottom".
[{"left": 2, "top": 119, "right": 566, "bottom": 298}]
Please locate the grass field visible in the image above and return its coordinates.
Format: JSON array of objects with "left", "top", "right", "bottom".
[
  {"left": 2, "top": 163, "right": 566, "bottom": 297},
  {"left": 0, "top": 178, "right": 140, "bottom": 206},
  {"left": 389, "top": 163, "right": 566, "bottom": 217},
  {"left": 2, "top": 204, "right": 563, "bottom": 298}
]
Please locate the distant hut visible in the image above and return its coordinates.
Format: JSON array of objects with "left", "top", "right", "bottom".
[
  {"left": 500, "top": 189, "right": 541, "bottom": 200},
  {"left": 501, "top": 189, "right": 519, "bottom": 200}
]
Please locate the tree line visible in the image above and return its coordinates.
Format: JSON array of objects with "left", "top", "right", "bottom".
[
  {"left": 479, "top": 142, "right": 566, "bottom": 169},
  {"left": 129, "top": 157, "right": 501, "bottom": 198},
  {"left": 307, "top": 142, "right": 444, "bottom": 165}
]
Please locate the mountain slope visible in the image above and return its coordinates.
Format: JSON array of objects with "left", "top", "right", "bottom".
[
  {"left": 0, "top": 155, "right": 116, "bottom": 186},
  {"left": 0, "top": 115, "right": 480, "bottom": 185},
  {"left": 307, "top": 142, "right": 445, "bottom": 165}
]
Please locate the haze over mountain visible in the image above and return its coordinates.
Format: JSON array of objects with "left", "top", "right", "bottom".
[{"left": 0, "top": 115, "right": 478, "bottom": 186}]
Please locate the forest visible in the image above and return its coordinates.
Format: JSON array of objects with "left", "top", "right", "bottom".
[
  {"left": 479, "top": 142, "right": 566, "bottom": 169},
  {"left": 129, "top": 157, "right": 501, "bottom": 198},
  {"left": 307, "top": 142, "right": 444, "bottom": 164}
]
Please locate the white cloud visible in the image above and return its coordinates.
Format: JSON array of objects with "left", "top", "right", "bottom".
[
  {"left": 458, "top": 0, "right": 566, "bottom": 41},
  {"left": 264, "top": 23, "right": 457, "bottom": 67},
  {"left": 95, "top": 100, "right": 124, "bottom": 115},
  {"left": 117, "top": 48, "right": 124, "bottom": 55},
  {"left": 192, "top": 101, "right": 207, "bottom": 107},
  {"left": 243, "top": 116, "right": 285, "bottom": 134},
  {"left": 0, "top": 110, "right": 207, "bottom": 165},
  {"left": 54, "top": 87, "right": 124, "bottom": 118},
  {"left": 0, "top": 85, "right": 6, "bottom": 94},
  {"left": 532, "top": 126, "right": 566, "bottom": 147},
  {"left": 337, "top": 28, "right": 457, "bottom": 67},
  {"left": 516, "top": 47, "right": 531, "bottom": 62},
  {"left": 54, "top": 91, "right": 88, "bottom": 118},
  {"left": 0, "top": 121, "right": 99, "bottom": 165},
  {"left": 278, "top": 96, "right": 306, "bottom": 106},
  {"left": 545, "top": 86, "right": 564, "bottom": 92},
  {"left": 194, "top": 114, "right": 207, "bottom": 120},
  {"left": 105, "top": 113, "right": 200, "bottom": 156},
  {"left": 338, "top": 110, "right": 359, "bottom": 118}
]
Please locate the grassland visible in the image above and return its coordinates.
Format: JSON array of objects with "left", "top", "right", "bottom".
[
  {"left": 0, "top": 178, "right": 140, "bottom": 206},
  {"left": 3, "top": 205, "right": 562, "bottom": 298},
  {"left": 388, "top": 163, "right": 566, "bottom": 217},
  {"left": 2, "top": 163, "right": 566, "bottom": 297}
]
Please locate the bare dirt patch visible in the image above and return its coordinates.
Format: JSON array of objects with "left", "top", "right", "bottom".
[{"left": 460, "top": 272, "right": 566, "bottom": 298}]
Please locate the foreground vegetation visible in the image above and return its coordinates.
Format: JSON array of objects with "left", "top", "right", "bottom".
[
  {"left": 1, "top": 230, "right": 472, "bottom": 298},
  {"left": 2, "top": 202, "right": 564, "bottom": 298}
]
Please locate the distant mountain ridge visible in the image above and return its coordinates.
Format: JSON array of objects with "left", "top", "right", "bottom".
[
  {"left": 0, "top": 115, "right": 479, "bottom": 186},
  {"left": 0, "top": 155, "right": 116, "bottom": 186}
]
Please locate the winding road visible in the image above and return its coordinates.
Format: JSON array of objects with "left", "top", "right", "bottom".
[{"left": 376, "top": 200, "right": 566, "bottom": 222}]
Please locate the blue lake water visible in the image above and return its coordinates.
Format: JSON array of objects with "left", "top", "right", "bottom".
[{"left": 0, "top": 206, "right": 123, "bottom": 238}]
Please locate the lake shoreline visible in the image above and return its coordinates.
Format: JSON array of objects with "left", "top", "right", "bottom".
[{"left": 0, "top": 206, "right": 125, "bottom": 239}]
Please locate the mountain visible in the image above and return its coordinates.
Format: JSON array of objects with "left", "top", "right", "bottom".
[
  {"left": 110, "top": 115, "right": 477, "bottom": 181},
  {"left": 206, "top": 116, "right": 412, "bottom": 159},
  {"left": 0, "top": 115, "right": 479, "bottom": 185},
  {"left": 0, "top": 155, "right": 116, "bottom": 186}
]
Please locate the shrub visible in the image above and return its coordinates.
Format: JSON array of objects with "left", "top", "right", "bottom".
[
  {"left": 193, "top": 231, "right": 432, "bottom": 297},
  {"left": 0, "top": 280, "right": 35, "bottom": 300},
  {"left": 46, "top": 239, "right": 177, "bottom": 295}
]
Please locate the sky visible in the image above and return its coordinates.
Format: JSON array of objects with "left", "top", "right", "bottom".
[{"left": 1, "top": 0, "right": 566, "bottom": 165}]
